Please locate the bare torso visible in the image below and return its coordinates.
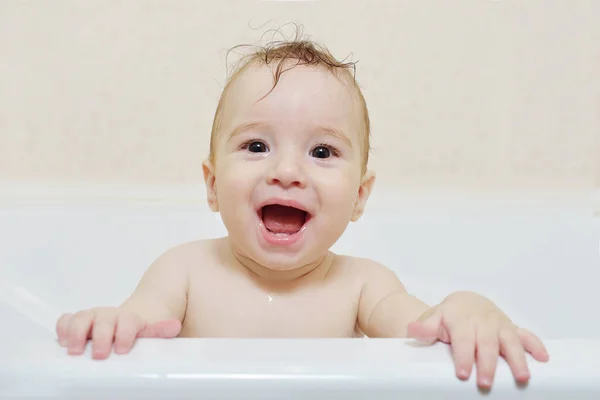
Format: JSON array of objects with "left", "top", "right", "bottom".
[{"left": 178, "top": 238, "right": 366, "bottom": 338}]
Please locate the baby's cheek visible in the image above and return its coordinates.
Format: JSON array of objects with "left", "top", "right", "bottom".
[
  {"left": 328, "top": 186, "right": 358, "bottom": 216},
  {"left": 217, "top": 167, "right": 252, "bottom": 192}
]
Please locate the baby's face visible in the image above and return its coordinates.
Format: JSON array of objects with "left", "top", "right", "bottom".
[{"left": 204, "top": 63, "right": 374, "bottom": 271}]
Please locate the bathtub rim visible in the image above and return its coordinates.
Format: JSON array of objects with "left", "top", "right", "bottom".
[{"left": 1, "top": 336, "right": 600, "bottom": 397}]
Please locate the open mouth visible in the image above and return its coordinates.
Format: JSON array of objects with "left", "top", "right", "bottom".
[{"left": 259, "top": 204, "right": 310, "bottom": 236}]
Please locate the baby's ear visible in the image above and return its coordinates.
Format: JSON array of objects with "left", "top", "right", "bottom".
[
  {"left": 202, "top": 159, "right": 219, "bottom": 212},
  {"left": 350, "top": 170, "right": 376, "bottom": 222}
]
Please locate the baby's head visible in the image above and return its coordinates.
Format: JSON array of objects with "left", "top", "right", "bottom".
[{"left": 203, "top": 37, "right": 375, "bottom": 272}]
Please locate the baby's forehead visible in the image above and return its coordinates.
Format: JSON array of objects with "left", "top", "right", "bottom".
[{"left": 221, "top": 63, "right": 364, "bottom": 139}]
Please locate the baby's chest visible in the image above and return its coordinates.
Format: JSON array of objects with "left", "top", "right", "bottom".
[{"left": 182, "top": 276, "right": 361, "bottom": 338}]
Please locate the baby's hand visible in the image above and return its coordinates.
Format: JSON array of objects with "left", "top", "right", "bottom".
[
  {"left": 406, "top": 291, "right": 549, "bottom": 390},
  {"left": 55, "top": 307, "right": 182, "bottom": 359}
]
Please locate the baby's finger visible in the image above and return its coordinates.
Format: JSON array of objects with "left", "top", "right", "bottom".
[
  {"left": 138, "top": 319, "right": 182, "bottom": 338},
  {"left": 91, "top": 313, "right": 117, "bottom": 360},
  {"left": 114, "top": 314, "right": 145, "bottom": 354},
  {"left": 516, "top": 327, "right": 549, "bottom": 362},
  {"left": 67, "top": 310, "right": 95, "bottom": 355},
  {"left": 499, "top": 328, "right": 530, "bottom": 383},
  {"left": 56, "top": 313, "right": 73, "bottom": 346},
  {"left": 475, "top": 325, "right": 500, "bottom": 389},
  {"left": 407, "top": 308, "right": 443, "bottom": 345},
  {"left": 407, "top": 322, "right": 437, "bottom": 345},
  {"left": 447, "top": 323, "right": 476, "bottom": 380}
]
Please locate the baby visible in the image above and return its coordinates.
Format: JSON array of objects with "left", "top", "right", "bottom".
[{"left": 55, "top": 38, "right": 549, "bottom": 390}]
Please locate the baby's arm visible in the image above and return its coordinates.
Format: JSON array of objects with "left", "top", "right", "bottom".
[
  {"left": 357, "top": 259, "right": 548, "bottom": 389},
  {"left": 357, "top": 260, "right": 430, "bottom": 337},
  {"left": 56, "top": 244, "right": 191, "bottom": 359},
  {"left": 119, "top": 247, "right": 189, "bottom": 323}
]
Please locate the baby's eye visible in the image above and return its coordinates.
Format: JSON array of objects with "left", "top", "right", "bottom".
[
  {"left": 310, "top": 145, "right": 336, "bottom": 159},
  {"left": 245, "top": 141, "right": 268, "bottom": 153}
]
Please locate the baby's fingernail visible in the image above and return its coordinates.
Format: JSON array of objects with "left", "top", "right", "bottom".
[
  {"left": 519, "top": 370, "right": 531, "bottom": 381},
  {"left": 58, "top": 338, "right": 67, "bottom": 346},
  {"left": 458, "top": 369, "right": 469, "bottom": 378},
  {"left": 480, "top": 377, "right": 491, "bottom": 387}
]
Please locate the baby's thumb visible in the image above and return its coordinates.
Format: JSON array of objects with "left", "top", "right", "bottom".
[
  {"left": 137, "top": 319, "right": 182, "bottom": 338},
  {"left": 407, "top": 307, "right": 443, "bottom": 345}
]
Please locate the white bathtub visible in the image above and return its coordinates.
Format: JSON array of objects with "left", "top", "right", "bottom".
[{"left": 1, "top": 193, "right": 600, "bottom": 399}]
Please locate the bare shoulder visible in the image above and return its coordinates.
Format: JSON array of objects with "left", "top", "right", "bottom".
[
  {"left": 333, "top": 254, "right": 404, "bottom": 288},
  {"left": 338, "top": 255, "right": 429, "bottom": 337},
  {"left": 134, "top": 238, "right": 221, "bottom": 290},
  {"left": 119, "top": 238, "right": 221, "bottom": 322},
  {"left": 152, "top": 237, "right": 221, "bottom": 271}
]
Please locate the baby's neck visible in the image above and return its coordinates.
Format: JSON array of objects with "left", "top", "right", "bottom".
[{"left": 222, "top": 238, "right": 334, "bottom": 283}]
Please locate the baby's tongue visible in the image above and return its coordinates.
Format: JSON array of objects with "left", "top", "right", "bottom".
[{"left": 262, "top": 205, "right": 306, "bottom": 234}]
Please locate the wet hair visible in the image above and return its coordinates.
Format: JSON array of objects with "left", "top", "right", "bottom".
[{"left": 209, "top": 24, "right": 371, "bottom": 174}]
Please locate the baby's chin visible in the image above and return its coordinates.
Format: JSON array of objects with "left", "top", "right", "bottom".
[
  {"left": 254, "top": 253, "right": 317, "bottom": 270},
  {"left": 240, "top": 249, "right": 328, "bottom": 280}
]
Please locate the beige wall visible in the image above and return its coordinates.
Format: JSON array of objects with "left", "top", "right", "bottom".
[
  {"left": 1, "top": 1, "right": 598, "bottom": 194},
  {"left": 597, "top": 122, "right": 600, "bottom": 190}
]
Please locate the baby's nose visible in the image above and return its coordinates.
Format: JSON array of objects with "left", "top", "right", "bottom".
[{"left": 267, "top": 155, "right": 306, "bottom": 188}]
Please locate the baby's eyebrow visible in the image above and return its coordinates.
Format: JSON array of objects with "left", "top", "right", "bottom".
[
  {"left": 227, "top": 121, "right": 267, "bottom": 140},
  {"left": 318, "top": 126, "right": 353, "bottom": 148}
]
